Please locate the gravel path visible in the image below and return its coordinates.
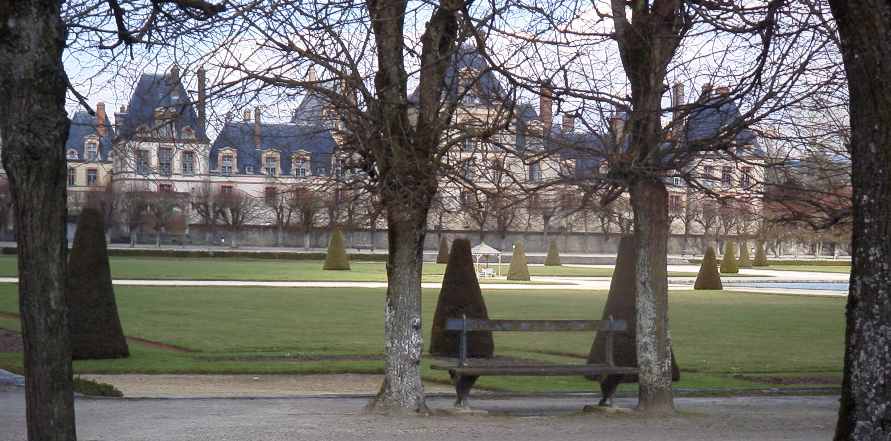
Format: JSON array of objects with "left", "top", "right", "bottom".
[{"left": 0, "top": 387, "right": 838, "bottom": 441}]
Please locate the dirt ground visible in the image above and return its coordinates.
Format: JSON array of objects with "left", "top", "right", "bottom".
[{"left": 83, "top": 374, "right": 455, "bottom": 398}]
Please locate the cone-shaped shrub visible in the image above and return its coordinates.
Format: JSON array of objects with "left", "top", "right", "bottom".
[
  {"left": 430, "top": 238, "right": 494, "bottom": 358},
  {"left": 588, "top": 236, "right": 679, "bottom": 387},
  {"left": 719, "top": 241, "right": 739, "bottom": 273},
  {"left": 694, "top": 246, "right": 723, "bottom": 290},
  {"left": 753, "top": 240, "right": 769, "bottom": 267},
  {"left": 737, "top": 241, "right": 752, "bottom": 268},
  {"left": 67, "top": 208, "right": 129, "bottom": 360},
  {"left": 506, "top": 241, "right": 530, "bottom": 281},
  {"left": 323, "top": 229, "right": 350, "bottom": 270},
  {"left": 436, "top": 237, "right": 450, "bottom": 264},
  {"left": 544, "top": 240, "right": 562, "bottom": 266}
]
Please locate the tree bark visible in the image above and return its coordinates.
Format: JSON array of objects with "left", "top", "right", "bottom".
[
  {"left": 630, "top": 179, "right": 674, "bottom": 414},
  {"left": 0, "top": 1, "right": 77, "bottom": 439},
  {"left": 828, "top": 1, "right": 891, "bottom": 439},
  {"left": 368, "top": 208, "right": 429, "bottom": 414}
]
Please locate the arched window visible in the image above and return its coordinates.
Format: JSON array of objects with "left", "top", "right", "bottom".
[
  {"left": 85, "top": 141, "right": 99, "bottom": 161},
  {"left": 66, "top": 149, "right": 79, "bottom": 160}
]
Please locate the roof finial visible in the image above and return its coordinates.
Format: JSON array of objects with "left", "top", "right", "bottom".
[{"left": 307, "top": 66, "right": 318, "bottom": 83}]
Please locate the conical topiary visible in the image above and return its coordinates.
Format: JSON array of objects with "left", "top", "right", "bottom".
[
  {"left": 430, "top": 238, "right": 494, "bottom": 358},
  {"left": 588, "top": 235, "right": 680, "bottom": 405},
  {"left": 544, "top": 240, "right": 562, "bottom": 266},
  {"left": 719, "top": 241, "right": 739, "bottom": 274},
  {"left": 506, "top": 241, "right": 530, "bottom": 281},
  {"left": 694, "top": 246, "right": 723, "bottom": 290},
  {"left": 323, "top": 229, "right": 351, "bottom": 270},
  {"left": 436, "top": 236, "right": 450, "bottom": 264},
  {"left": 67, "top": 207, "right": 129, "bottom": 360},
  {"left": 737, "top": 241, "right": 752, "bottom": 268},
  {"left": 753, "top": 240, "right": 769, "bottom": 267}
]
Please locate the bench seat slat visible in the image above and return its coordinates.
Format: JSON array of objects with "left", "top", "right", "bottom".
[{"left": 445, "top": 319, "right": 626, "bottom": 332}]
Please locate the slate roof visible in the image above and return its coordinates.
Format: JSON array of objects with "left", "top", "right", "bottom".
[
  {"left": 117, "top": 73, "right": 207, "bottom": 142},
  {"left": 685, "top": 97, "right": 762, "bottom": 155},
  {"left": 209, "top": 121, "right": 337, "bottom": 176},
  {"left": 66, "top": 110, "right": 115, "bottom": 162},
  {"left": 290, "top": 91, "right": 330, "bottom": 127}
]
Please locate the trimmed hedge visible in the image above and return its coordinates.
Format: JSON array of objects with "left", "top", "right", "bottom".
[
  {"left": 430, "top": 238, "right": 493, "bottom": 358},
  {"left": 737, "top": 241, "right": 752, "bottom": 268},
  {"left": 4, "top": 247, "right": 388, "bottom": 261},
  {"left": 689, "top": 257, "right": 848, "bottom": 267},
  {"left": 694, "top": 246, "right": 723, "bottom": 290},
  {"left": 323, "top": 229, "right": 351, "bottom": 270},
  {"left": 67, "top": 207, "right": 130, "bottom": 360},
  {"left": 435, "top": 237, "right": 450, "bottom": 264},
  {"left": 753, "top": 240, "right": 769, "bottom": 267},
  {"left": 544, "top": 240, "right": 562, "bottom": 266},
  {"left": 506, "top": 241, "right": 531, "bottom": 281},
  {"left": 719, "top": 242, "right": 739, "bottom": 274}
]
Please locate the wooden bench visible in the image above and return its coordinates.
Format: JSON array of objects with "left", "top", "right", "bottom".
[{"left": 431, "top": 316, "right": 638, "bottom": 409}]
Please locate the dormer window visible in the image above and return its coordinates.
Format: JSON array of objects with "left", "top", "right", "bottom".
[
  {"left": 85, "top": 141, "right": 99, "bottom": 161},
  {"left": 265, "top": 155, "right": 279, "bottom": 177},
  {"left": 182, "top": 127, "right": 195, "bottom": 139},
  {"left": 66, "top": 149, "right": 79, "bottom": 160},
  {"left": 293, "top": 156, "right": 309, "bottom": 177},
  {"left": 221, "top": 153, "right": 235, "bottom": 175}
]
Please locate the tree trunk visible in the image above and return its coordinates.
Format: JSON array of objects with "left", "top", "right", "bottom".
[
  {"left": 630, "top": 178, "right": 674, "bottom": 414},
  {"left": 0, "top": 1, "right": 77, "bottom": 439},
  {"left": 304, "top": 230, "right": 311, "bottom": 250},
  {"left": 829, "top": 1, "right": 891, "bottom": 439},
  {"left": 368, "top": 209, "right": 428, "bottom": 414},
  {"left": 155, "top": 231, "right": 161, "bottom": 248},
  {"left": 130, "top": 231, "right": 137, "bottom": 248}
]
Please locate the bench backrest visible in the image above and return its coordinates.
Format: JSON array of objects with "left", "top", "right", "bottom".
[{"left": 445, "top": 318, "right": 627, "bottom": 333}]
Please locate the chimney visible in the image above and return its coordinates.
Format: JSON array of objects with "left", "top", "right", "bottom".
[
  {"left": 715, "top": 85, "right": 730, "bottom": 97},
  {"left": 96, "top": 102, "right": 107, "bottom": 137},
  {"left": 254, "top": 106, "right": 262, "bottom": 149},
  {"left": 114, "top": 105, "right": 127, "bottom": 132},
  {"left": 539, "top": 82, "right": 553, "bottom": 131},
  {"left": 701, "top": 83, "right": 713, "bottom": 99},
  {"left": 562, "top": 113, "right": 574, "bottom": 132},
  {"left": 671, "top": 82, "right": 684, "bottom": 140},
  {"left": 610, "top": 109, "right": 625, "bottom": 139},
  {"left": 307, "top": 66, "right": 318, "bottom": 83},
  {"left": 197, "top": 66, "right": 206, "bottom": 133},
  {"left": 169, "top": 65, "right": 181, "bottom": 100}
]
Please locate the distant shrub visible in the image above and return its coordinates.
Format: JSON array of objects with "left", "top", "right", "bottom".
[
  {"left": 753, "top": 241, "right": 769, "bottom": 266},
  {"left": 436, "top": 237, "right": 450, "bottom": 264},
  {"left": 694, "top": 246, "right": 723, "bottom": 290},
  {"left": 323, "top": 229, "right": 351, "bottom": 270},
  {"left": 719, "top": 241, "right": 739, "bottom": 274},
  {"left": 74, "top": 376, "right": 123, "bottom": 397},
  {"left": 506, "top": 242, "right": 530, "bottom": 281},
  {"left": 738, "top": 241, "right": 752, "bottom": 268},
  {"left": 544, "top": 240, "right": 562, "bottom": 266}
]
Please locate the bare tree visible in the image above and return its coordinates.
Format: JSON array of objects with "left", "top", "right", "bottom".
[
  {"left": 291, "top": 186, "right": 322, "bottom": 250},
  {"left": 191, "top": 183, "right": 219, "bottom": 244},
  {"left": 145, "top": 190, "right": 185, "bottom": 247},
  {"left": 216, "top": 188, "right": 263, "bottom": 248}
]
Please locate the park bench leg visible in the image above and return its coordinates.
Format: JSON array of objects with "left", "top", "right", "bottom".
[
  {"left": 598, "top": 375, "right": 621, "bottom": 407},
  {"left": 452, "top": 374, "right": 477, "bottom": 409}
]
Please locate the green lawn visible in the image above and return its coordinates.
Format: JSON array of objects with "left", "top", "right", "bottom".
[
  {"left": 0, "top": 255, "right": 697, "bottom": 281},
  {"left": 767, "top": 265, "right": 851, "bottom": 274},
  {"left": 0, "top": 284, "right": 844, "bottom": 393}
]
